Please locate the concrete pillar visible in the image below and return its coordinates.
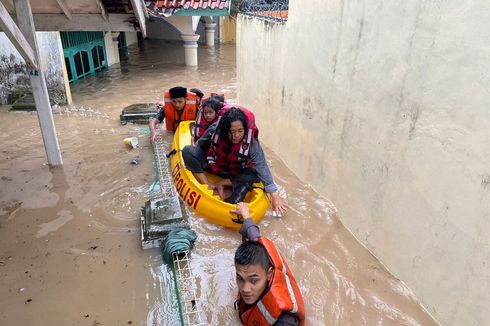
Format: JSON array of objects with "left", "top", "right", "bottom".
[
  {"left": 181, "top": 34, "right": 200, "bottom": 66},
  {"left": 205, "top": 22, "right": 216, "bottom": 47},
  {"left": 111, "top": 32, "right": 121, "bottom": 65},
  {"left": 14, "top": 0, "right": 62, "bottom": 166}
]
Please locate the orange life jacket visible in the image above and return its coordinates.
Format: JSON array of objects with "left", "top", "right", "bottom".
[
  {"left": 237, "top": 237, "right": 305, "bottom": 326},
  {"left": 163, "top": 90, "right": 198, "bottom": 132}
]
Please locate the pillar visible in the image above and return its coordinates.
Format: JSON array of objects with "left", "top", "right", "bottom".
[
  {"left": 205, "top": 22, "right": 216, "bottom": 47},
  {"left": 14, "top": 0, "right": 62, "bottom": 165},
  {"left": 181, "top": 34, "right": 200, "bottom": 66},
  {"left": 111, "top": 32, "right": 121, "bottom": 65}
]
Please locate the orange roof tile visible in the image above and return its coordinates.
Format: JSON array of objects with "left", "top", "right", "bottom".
[
  {"left": 153, "top": 0, "right": 229, "bottom": 10},
  {"left": 148, "top": 0, "right": 230, "bottom": 17}
]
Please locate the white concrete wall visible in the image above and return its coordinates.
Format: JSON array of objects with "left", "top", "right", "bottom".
[
  {"left": 237, "top": 1, "right": 490, "bottom": 325},
  {"left": 125, "top": 31, "right": 138, "bottom": 46},
  {"left": 103, "top": 31, "right": 120, "bottom": 66},
  {"left": 0, "top": 32, "right": 69, "bottom": 105}
]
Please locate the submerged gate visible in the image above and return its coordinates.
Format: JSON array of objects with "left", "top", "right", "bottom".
[{"left": 61, "top": 32, "right": 107, "bottom": 82}]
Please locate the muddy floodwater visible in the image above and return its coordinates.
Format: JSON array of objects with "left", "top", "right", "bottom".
[{"left": 0, "top": 41, "right": 437, "bottom": 325}]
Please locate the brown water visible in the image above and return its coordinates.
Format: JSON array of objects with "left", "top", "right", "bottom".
[{"left": 0, "top": 41, "right": 437, "bottom": 325}]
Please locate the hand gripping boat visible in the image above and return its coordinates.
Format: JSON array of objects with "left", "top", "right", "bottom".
[{"left": 169, "top": 121, "right": 270, "bottom": 230}]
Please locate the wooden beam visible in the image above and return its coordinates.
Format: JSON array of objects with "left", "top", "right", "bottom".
[
  {"left": 14, "top": 0, "right": 63, "bottom": 166},
  {"left": 55, "top": 0, "right": 72, "bottom": 20},
  {"left": 30, "top": 13, "right": 137, "bottom": 32},
  {"left": 0, "top": 1, "right": 38, "bottom": 68},
  {"left": 130, "top": 0, "right": 146, "bottom": 38},
  {"left": 95, "top": 0, "right": 108, "bottom": 21},
  {"left": 2, "top": 0, "right": 15, "bottom": 12}
]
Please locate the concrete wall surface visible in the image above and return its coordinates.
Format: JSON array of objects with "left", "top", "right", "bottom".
[
  {"left": 236, "top": 1, "right": 490, "bottom": 325},
  {"left": 220, "top": 15, "right": 236, "bottom": 43},
  {"left": 0, "top": 32, "right": 68, "bottom": 105},
  {"left": 125, "top": 31, "right": 138, "bottom": 46},
  {"left": 104, "top": 32, "right": 120, "bottom": 66},
  {"left": 147, "top": 19, "right": 182, "bottom": 41},
  {"left": 147, "top": 17, "right": 212, "bottom": 45}
]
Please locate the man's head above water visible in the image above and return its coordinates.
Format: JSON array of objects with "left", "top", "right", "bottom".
[
  {"left": 234, "top": 241, "right": 273, "bottom": 305},
  {"left": 169, "top": 86, "right": 187, "bottom": 111}
]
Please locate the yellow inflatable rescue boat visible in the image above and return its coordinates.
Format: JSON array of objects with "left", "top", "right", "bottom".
[{"left": 169, "top": 121, "right": 270, "bottom": 230}]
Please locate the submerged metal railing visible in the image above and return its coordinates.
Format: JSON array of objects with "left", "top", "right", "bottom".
[
  {"left": 153, "top": 138, "right": 204, "bottom": 325},
  {"left": 237, "top": 0, "right": 289, "bottom": 22},
  {"left": 172, "top": 251, "right": 206, "bottom": 326},
  {"left": 153, "top": 138, "right": 178, "bottom": 199}
]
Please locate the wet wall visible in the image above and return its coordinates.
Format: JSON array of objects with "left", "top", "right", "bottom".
[
  {"left": 236, "top": 1, "right": 490, "bottom": 325},
  {"left": 0, "top": 32, "right": 68, "bottom": 105}
]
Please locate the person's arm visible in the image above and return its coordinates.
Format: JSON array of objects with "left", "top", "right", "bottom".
[
  {"left": 231, "top": 203, "right": 260, "bottom": 241},
  {"left": 273, "top": 312, "right": 299, "bottom": 326},
  {"left": 149, "top": 108, "right": 165, "bottom": 144},
  {"left": 249, "top": 141, "right": 288, "bottom": 214},
  {"left": 195, "top": 123, "right": 217, "bottom": 148}
]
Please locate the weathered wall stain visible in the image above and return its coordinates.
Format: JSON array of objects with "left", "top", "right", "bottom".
[
  {"left": 0, "top": 32, "right": 67, "bottom": 105},
  {"left": 408, "top": 104, "right": 420, "bottom": 137},
  {"left": 351, "top": 2, "right": 365, "bottom": 82},
  {"left": 481, "top": 175, "right": 490, "bottom": 190},
  {"left": 332, "top": 0, "right": 346, "bottom": 78}
]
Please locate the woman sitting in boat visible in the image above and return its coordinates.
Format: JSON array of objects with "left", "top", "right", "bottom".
[
  {"left": 193, "top": 96, "right": 224, "bottom": 144},
  {"left": 182, "top": 106, "right": 288, "bottom": 215}
]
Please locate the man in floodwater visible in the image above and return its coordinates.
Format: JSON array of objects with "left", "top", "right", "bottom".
[
  {"left": 182, "top": 106, "right": 288, "bottom": 214},
  {"left": 233, "top": 203, "right": 305, "bottom": 325},
  {"left": 149, "top": 86, "right": 203, "bottom": 143}
]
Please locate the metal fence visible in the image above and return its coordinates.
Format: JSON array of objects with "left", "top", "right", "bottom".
[{"left": 236, "top": 0, "right": 289, "bottom": 22}]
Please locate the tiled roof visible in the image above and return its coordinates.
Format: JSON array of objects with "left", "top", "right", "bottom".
[
  {"left": 146, "top": 0, "right": 230, "bottom": 17},
  {"left": 154, "top": 0, "right": 230, "bottom": 10}
]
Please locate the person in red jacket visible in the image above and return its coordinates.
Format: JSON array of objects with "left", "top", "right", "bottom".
[
  {"left": 182, "top": 106, "right": 288, "bottom": 213},
  {"left": 193, "top": 96, "right": 224, "bottom": 142},
  {"left": 233, "top": 203, "right": 305, "bottom": 326}
]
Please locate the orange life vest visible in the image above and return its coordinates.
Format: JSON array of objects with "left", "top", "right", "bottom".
[
  {"left": 163, "top": 90, "right": 198, "bottom": 132},
  {"left": 237, "top": 237, "right": 305, "bottom": 326}
]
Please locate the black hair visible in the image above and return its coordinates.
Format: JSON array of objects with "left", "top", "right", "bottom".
[
  {"left": 219, "top": 107, "right": 248, "bottom": 142},
  {"left": 234, "top": 241, "right": 270, "bottom": 271},
  {"left": 202, "top": 97, "right": 224, "bottom": 113},
  {"left": 190, "top": 88, "right": 204, "bottom": 99},
  {"left": 169, "top": 86, "right": 187, "bottom": 99}
]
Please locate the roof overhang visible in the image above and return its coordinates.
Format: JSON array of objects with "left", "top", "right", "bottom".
[
  {"left": 0, "top": 0, "right": 147, "bottom": 36},
  {"left": 146, "top": 0, "right": 230, "bottom": 18}
]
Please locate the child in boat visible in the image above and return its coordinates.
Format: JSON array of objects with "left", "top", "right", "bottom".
[
  {"left": 193, "top": 96, "right": 224, "bottom": 143},
  {"left": 149, "top": 86, "right": 203, "bottom": 143}
]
